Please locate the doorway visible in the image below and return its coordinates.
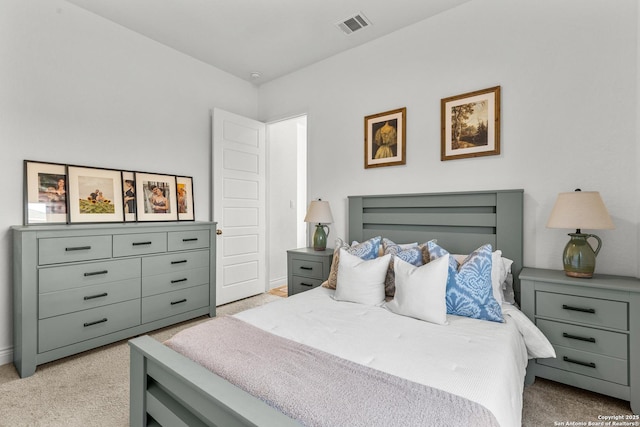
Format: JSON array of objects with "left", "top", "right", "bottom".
[{"left": 267, "top": 115, "right": 307, "bottom": 291}]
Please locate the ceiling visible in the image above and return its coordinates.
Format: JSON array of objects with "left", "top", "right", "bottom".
[{"left": 65, "top": 0, "right": 471, "bottom": 84}]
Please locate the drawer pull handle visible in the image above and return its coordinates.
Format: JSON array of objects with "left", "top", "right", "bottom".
[
  {"left": 171, "top": 298, "right": 187, "bottom": 305},
  {"left": 182, "top": 238, "right": 198, "bottom": 242},
  {"left": 562, "top": 304, "right": 596, "bottom": 314},
  {"left": 171, "top": 278, "right": 188, "bottom": 284},
  {"left": 66, "top": 246, "right": 91, "bottom": 252},
  {"left": 171, "top": 260, "right": 188, "bottom": 265},
  {"left": 563, "top": 356, "right": 596, "bottom": 369},
  {"left": 84, "top": 318, "right": 108, "bottom": 327},
  {"left": 563, "top": 332, "right": 596, "bottom": 343},
  {"left": 300, "top": 282, "right": 314, "bottom": 287},
  {"left": 132, "top": 241, "right": 152, "bottom": 246},
  {"left": 84, "top": 270, "right": 108, "bottom": 277},
  {"left": 300, "top": 266, "right": 313, "bottom": 271},
  {"left": 84, "top": 292, "right": 108, "bottom": 300}
]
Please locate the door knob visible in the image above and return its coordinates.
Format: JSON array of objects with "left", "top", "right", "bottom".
[{"left": 216, "top": 229, "right": 222, "bottom": 235}]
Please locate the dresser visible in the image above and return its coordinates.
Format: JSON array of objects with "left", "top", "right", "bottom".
[
  {"left": 12, "top": 221, "right": 217, "bottom": 378},
  {"left": 520, "top": 268, "right": 639, "bottom": 413},
  {"left": 286, "top": 248, "right": 333, "bottom": 296}
]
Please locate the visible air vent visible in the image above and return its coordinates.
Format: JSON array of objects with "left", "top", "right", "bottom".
[{"left": 336, "top": 12, "right": 371, "bottom": 35}]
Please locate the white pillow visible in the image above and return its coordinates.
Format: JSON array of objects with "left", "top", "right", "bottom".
[
  {"left": 502, "top": 305, "right": 556, "bottom": 359},
  {"left": 334, "top": 249, "right": 390, "bottom": 305},
  {"left": 385, "top": 254, "right": 450, "bottom": 325}
]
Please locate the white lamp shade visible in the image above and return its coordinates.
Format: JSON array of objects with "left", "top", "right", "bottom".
[
  {"left": 304, "top": 200, "right": 333, "bottom": 224},
  {"left": 546, "top": 191, "right": 614, "bottom": 230}
]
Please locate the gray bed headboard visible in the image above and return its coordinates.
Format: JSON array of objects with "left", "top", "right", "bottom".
[{"left": 348, "top": 189, "right": 524, "bottom": 302}]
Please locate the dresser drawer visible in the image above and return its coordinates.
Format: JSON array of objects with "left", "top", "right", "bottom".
[
  {"left": 39, "top": 278, "right": 141, "bottom": 319},
  {"left": 536, "top": 291, "right": 628, "bottom": 330},
  {"left": 291, "top": 276, "right": 323, "bottom": 294},
  {"left": 142, "top": 267, "right": 209, "bottom": 297},
  {"left": 291, "top": 259, "right": 324, "bottom": 279},
  {"left": 168, "top": 230, "right": 210, "bottom": 251},
  {"left": 142, "top": 250, "right": 209, "bottom": 276},
  {"left": 113, "top": 232, "right": 167, "bottom": 257},
  {"left": 536, "top": 319, "right": 628, "bottom": 360},
  {"left": 38, "top": 299, "right": 141, "bottom": 353},
  {"left": 39, "top": 258, "right": 141, "bottom": 293},
  {"left": 38, "top": 236, "right": 112, "bottom": 265},
  {"left": 141, "top": 284, "right": 209, "bottom": 323},
  {"left": 538, "top": 345, "right": 628, "bottom": 385}
]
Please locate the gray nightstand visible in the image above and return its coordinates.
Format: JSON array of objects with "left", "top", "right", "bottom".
[
  {"left": 520, "top": 267, "right": 639, "bottom": 413},
  {"left": 287, "top": 248, "right": 333, "bottom": 296}
]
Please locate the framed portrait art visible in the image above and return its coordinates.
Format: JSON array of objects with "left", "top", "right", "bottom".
[
  {"left": 135, "top": 172, "right": 178, "bottom": 222},
  {"left": 176, "top": 176, "right": 195, "bottom": 221},
  {"left": 122, "top": 171, "right": 137, "bottom": 222},
  {"left": 24, "top": 160, "right": 68, "bottom": 225},
  {"left": 441, "top": 86, "right": 500, "bottom": 161},
  {"left": 67, "top": 165, "right": 124, "bottom": 223},
  {"left": 364, "top": 107, "right": 406, "bottom": 169}
]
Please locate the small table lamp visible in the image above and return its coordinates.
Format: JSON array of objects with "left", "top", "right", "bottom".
[
  {"left": 546, "top": 189, "right": 614, "bottom": 278},
  {"left": 304, "top": 199, "right": 334, "bottom": 251}
]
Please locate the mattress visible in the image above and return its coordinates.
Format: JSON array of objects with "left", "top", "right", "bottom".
[{"left": 235, "top": 286, "right": 544, "bottom": 427}]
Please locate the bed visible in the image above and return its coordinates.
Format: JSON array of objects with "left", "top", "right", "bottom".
[{"left": 129, "top": 189, "right": 552, "bottom": 426}]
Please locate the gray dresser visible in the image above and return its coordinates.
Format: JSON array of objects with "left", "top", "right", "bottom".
[
  {"left": 520, "top": 268, "right": 639, "bottom": 413},
  {"left": 12, "top": 221, "right": 217, "bottom": 378}
]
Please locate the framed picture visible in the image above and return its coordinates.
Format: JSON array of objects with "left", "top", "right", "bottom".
[
  {"left": 441, "top": 86, "right": 501, "bottom": 161},
  {"left": 67, "top": 166, "right": 124, "bottom": 223},
  {"left": 24, "top": 160, "right": 68, "bottom": 225},
  {"left": 364, "top": 107, "right": 406, "bottom": 169},
  {"left": 176, "top": 176, "right": 195, "bottom": 221},
  {"left": 122, "top": 171, "right": 137, "bottom": 222},
  {"left": 135, "top": 172, "right": 178, "bottom": 222}
]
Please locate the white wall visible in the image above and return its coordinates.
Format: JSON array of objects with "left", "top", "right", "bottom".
[
  {"left": 259, "top": 0, "right": 639, "bottom": 278},
  {"left": 0, "top": 0, "right": 258, "bottom": 363},
  {"left": 267, "top": 117, "right": 306, "bottom": 288}
]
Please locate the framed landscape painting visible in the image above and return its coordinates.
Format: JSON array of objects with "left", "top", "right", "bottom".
[
  {"left": 441, "top": 86, "right": 500, "bottom": 161},
  {"left": 67, "top": 166, "right": 124, "bottom": 223},
  {"left": 24, "top": 160, "right": 68, "bottom": 225},
  {"left": 364, "top": 107, "right": 406, "bottom": 169},
  {"left": 135, "top": 172, "right": 178, "bottom": 222}
]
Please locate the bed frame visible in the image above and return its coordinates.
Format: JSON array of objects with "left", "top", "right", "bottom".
[{"left": 129, "top": 189, "right": 524, "bottom": 426}]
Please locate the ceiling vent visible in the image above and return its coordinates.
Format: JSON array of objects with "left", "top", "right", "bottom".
[{"left": 335, "top": 12, "right": 371, "bottom": 35}]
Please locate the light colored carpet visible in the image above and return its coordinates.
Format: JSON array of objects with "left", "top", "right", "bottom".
[{"left": 0, "top": 292, "right": 633, "bottom": 426}]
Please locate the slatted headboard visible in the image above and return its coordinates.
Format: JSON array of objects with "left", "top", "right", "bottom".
[{"left": 348, "top": 189, "right": 524, "bottom": 303}]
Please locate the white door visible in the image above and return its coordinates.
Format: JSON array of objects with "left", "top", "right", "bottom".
[{"left": 212, "top": 108, "right": 267, "bottom": 305}]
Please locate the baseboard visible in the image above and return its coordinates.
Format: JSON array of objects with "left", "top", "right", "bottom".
[
  {"left": 269, "top": 277, "right": 286, "bottom": 289},
  {"left": 0, "top": 346, "right": 13, "bottom": 367}
]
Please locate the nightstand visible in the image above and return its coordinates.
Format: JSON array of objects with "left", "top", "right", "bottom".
[
  {"left": 287, "top": 248, "right": 333, "bottom": 296},
  {"left": 520, "top": 267, "right": 639, "bottom": 413}
]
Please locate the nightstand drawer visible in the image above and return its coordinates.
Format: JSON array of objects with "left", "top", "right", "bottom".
[
  {"left": 291, "top": 259, "right": 324, "bottom": 279},
  {"left": 39, "top": 236, "right": 112, "bottom": 265},
  {"left": 536, "top": 319, "right": 628, "bottom": 360},
  {"left": 538, "top": 345, "right": 628, "bottom": 385},
  {"left": 536, "top": 291, "right": 628, "bottom": 330},
  {"left": 291, "top": 276, "right": 323, "bottom": 294}
]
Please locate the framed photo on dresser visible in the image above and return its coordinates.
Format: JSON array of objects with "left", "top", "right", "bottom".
[
  {"left": 135, "top": 172, "right": 178, "bottom": 221},
  {"left": 24, "top": 160, "right": 68, "bottom": 225},
  {"left": 67, "top": 165, "right": 124, "bottom": 223}
]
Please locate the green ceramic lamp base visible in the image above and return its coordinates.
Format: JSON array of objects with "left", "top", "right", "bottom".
[
  {"left": 312, "top": 224, "right": 330, "bottom": 251},
  {"left": 562, "top": 232, "right": 602, "bottom": 279}
]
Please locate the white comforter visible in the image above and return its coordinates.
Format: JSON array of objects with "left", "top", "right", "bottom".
[{"left": 235, "top": 286, "right": 554, "bottom": 427}]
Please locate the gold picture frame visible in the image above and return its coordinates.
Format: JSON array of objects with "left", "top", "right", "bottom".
[
  {"left": 364, "top": 107, "right": 406, "bottom": 168},
  {"left": 441, "top": 86, "right": 500, "bottom": 161}
]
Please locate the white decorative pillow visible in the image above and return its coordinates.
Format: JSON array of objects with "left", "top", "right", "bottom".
[
  {"left": 385, "top": 255, "right": 450, "bottom": 325},
  {"left": 333, "top": 249, "right": 390, "bottom": 306}
]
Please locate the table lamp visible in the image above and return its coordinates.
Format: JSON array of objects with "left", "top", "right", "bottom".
[
  {"left": 304, "top": 199, "right": 333, "bottom": 251},
  {"left": 546, "top": 189, "right": 614, "bottom": 278}
]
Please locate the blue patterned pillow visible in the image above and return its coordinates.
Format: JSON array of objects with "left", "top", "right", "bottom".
[
  {"left": 382, "top": 238, "right": 424, "bottom": 297},
  {"left": 427, "top": 241, "right": 503, "bottom": 323}
]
